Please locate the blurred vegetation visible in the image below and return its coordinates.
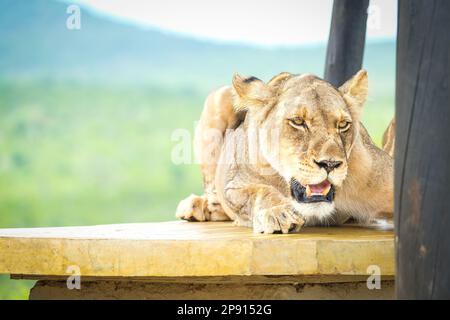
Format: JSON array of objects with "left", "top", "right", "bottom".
[
  {"left": 0, "top": 80, "right": 204, "bottom": 227},
  {"left": 0, "top": 0, "right": 395, "bottom": 299}
]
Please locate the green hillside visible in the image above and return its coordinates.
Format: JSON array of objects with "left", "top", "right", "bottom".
[
  {"left": 0, "top": 0, "right": 395, "bottom": 299},
  {"left": 0, "top": 0, "right": 395, "bottom": 89}
]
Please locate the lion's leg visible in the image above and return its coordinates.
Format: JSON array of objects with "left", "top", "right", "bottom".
[
  {"left": 175, "top": 194, "right": 209, "bottom": 221},
  {"left": 175, "top": 193, "right": 229, "bottom": 222},
  {"left": 224, "top": 184, "right": 305, "bottom": 233},
  {"left": 176, "top": 86, "right": 241, "bottom": 222}
]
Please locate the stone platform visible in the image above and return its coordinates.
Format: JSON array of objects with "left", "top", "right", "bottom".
[{"left": 0, "top": 221, "right": 395, "bottom": 299}]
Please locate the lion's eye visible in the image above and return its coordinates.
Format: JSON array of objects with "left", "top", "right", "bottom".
[
  {"left": 337, "top": 120, "right": 351, "bottom": 132},
  {"left": 289, "top": 118, "right": 307, "bottom": 129}
]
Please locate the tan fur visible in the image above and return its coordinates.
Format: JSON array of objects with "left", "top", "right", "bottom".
[{"left": 176, "top": 70, "right": 394, "bottom": 233}]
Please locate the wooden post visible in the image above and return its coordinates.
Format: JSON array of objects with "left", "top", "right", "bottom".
[
  {"left": 396, "top": 0, "right": 450, "bottom": 299},
  {"left": 324, "top": 0, "right": 369, "bottom": 87}
]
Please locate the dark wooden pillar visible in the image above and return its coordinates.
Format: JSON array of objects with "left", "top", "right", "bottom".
[
  {"left": 396, "top": 0, "right": 450, "bottom": 299},
  {"left": 324, "top": 0, "right": 369, "bottom": 86}
]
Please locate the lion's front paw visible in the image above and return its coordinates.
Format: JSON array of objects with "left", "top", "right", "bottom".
[
  {"left": 175, "top": 194, "right": 208, "bottom": 222},
  {"left": 253, "top": 205, "right": 305, "bottom": 234}
]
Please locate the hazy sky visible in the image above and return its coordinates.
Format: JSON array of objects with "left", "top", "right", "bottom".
[{"left": 74, "top": 0, "right": 397, "bottom": 46}]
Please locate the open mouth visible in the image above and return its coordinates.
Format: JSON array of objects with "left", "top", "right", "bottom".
[{"left": 290, "top": 178, "right": 335, "bottom": 203}]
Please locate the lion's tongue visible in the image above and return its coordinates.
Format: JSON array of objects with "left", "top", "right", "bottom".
[{"left": 306, "top": 180, "right": 331, "bottom": 197}]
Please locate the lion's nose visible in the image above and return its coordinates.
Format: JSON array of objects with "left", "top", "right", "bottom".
[{"left": 314, "top": 159, "right": 343, "bottom": 173}]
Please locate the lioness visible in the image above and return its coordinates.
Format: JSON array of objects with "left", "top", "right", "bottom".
[{"left": 176, "top": 70, "right": 394, "bottom": 233}]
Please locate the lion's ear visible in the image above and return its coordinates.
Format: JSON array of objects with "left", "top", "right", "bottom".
[
  {"left": 232, "top": 74, "right": 273, "bottom": 112},
  {"left": 339, "top": 69, "right": 368, "bottom": 116},
  {"left": 267, "top": 72, "right": 292, "bottom": 89}
]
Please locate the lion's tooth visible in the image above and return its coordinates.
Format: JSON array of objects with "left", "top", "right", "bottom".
[
  {"left": 322, "top": 184, "right": 331, "bottom": 196},
  {"left": 305, "top": 185, "right": 312, "bottom": 197}
]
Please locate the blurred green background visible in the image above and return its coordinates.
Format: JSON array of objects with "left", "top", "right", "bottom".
[{"left": 0, "top": 0, "right": 395, "bottom": 299}]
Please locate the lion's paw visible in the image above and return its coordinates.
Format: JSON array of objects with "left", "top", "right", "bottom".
[
  {"left": 175, "top": 194, "right": 208, "bottom": 222},
  {"left": 253, "top": 204, "right": 305, "bottom": 234}
]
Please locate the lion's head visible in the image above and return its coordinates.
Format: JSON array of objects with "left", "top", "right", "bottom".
[{"left": 232, "top": 70, "right": 368, "bottom": 221}]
